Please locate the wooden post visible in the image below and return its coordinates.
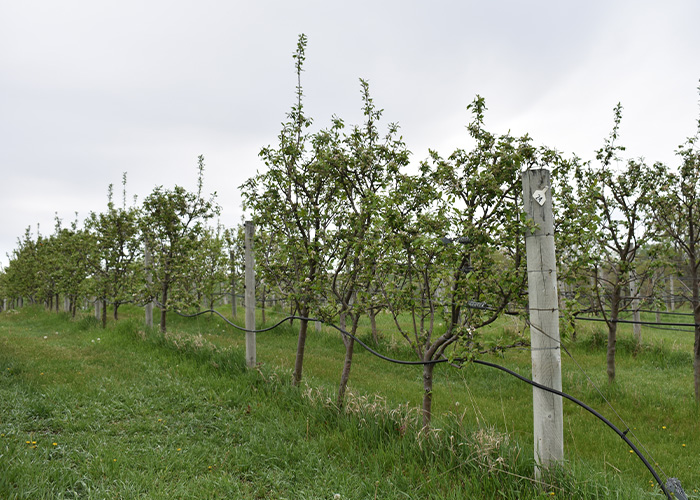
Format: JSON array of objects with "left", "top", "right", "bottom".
[
  {"left": 144, "top": 243, "right": 153, "bottom": 328},
  {"left": 668, "top": 276, "right": 675, "bottom": 311},
  {"left": 522, "top": 168, "right": 564, "bottom": 477},
  {"left": 244, "top": 221, "right": 256, "bottom": 368},
  {"left": 94, "top": 297, "right": 101, "bottom": 320},
  {"left": 630, "top": 270, "right": 642, "bottom": 344}
]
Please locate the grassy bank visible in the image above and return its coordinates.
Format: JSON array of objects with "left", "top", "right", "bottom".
[{"left": 0, "top": 305, "right": 696, "bottom": 498}]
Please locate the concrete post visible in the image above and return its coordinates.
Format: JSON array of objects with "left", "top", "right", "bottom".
[
  {"left": 245, "top": 221, "right": 256, "bottom": 368},
  {"left": 668, "top": 276, "right": 675, "bottom": 311},
  {"left": 522, "top": 168, "right": 564, "bottom": 477},
  {"left": 630, "top": 271, "right": 642, "bottom": 345},
  {"left": 230, "top": 250, "right": 238, "bottom": 318},
  {"left": 145, "top": 242, "right": 153, "bottom": 328}
]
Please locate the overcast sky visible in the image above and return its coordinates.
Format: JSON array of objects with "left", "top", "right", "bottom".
[{"left": 1, "top": 0, "right": 699, "bottom": 268}]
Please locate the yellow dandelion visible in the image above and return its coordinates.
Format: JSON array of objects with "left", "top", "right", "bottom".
[
  {"left": 31, "top": 441, "right": 36, "bottom": 444},
  {"left": 25, "top": 441, "right": 30, "bottom": 444},
  {"left": 177, "top": 448, "right": 181, "bottom": 451},
  {"left": 682, "top": 444, "right": 686, "bottom": 447},
  {"left": 113, "top": 459, "right": 117, "bottom": 462},
  {"left": 629, "top": 450, "right": 634, "bottom": 454},
  {"left": 52, "top": 442, "right": 57, "bottom": 446},
  {"left": 662, "top": 426, "right": 666, "bottom": 430}
]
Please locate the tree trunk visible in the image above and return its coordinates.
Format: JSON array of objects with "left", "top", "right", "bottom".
[
  {"left": 292, "top": 308, "right": 309, "bottom": 386},
  {"left": 160, "top": 284, "right": 168, "bottom": 333},
  {"left": 422, "top": 361, "right": 435, "bottom": 429},
  {"left": 691, "top": 251, "right": 700, "bottom": 401},
  {"left": 607, "top": 285, "right": 621, "bottom": 384},
  {"left": 113, "top": 303, "right": 119, "bottom": 321},
  {"left": 570, "top": 316, "right": 577, "bottom": 342},
  {"left": 101, "top": 299, "right": 107, "bottom": 329},
  {"left": 337, "top": 338, "right": 355, "bottom": 408},
  {"left": 261, "top": 288, "right": 266, "bottom": 325},
  {"left": 336, "top": 314, "right": 357, "bottom": 408},
  {"left": 694, "top": 304, "right": 700, "bottom": 401},
  {"left": 370, "top": 309, "right": 379, "bottom": 344}
]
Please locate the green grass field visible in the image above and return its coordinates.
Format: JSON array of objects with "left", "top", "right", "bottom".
[{"left": 0, "top": 304, "right": 697, "bottom": 499}]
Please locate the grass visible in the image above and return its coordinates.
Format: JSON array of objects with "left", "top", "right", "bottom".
[{"left": 0, "top": 304, "right": 697, "bottom": 498}]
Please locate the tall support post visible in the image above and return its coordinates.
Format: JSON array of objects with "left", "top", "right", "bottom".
[
  {"left": 94, "top": 297, "right": 101, "bottom": 320},
  {"left": 230, "top": 250, "right": 238, "bottom": 318},
  {"left": 668, "top": 276, "right": 675, "bottom": 311},
  {"left": 630, "top": 270, "right": 642, "bottom": 345},
  {"left": 144, "top": 242, "right": 153, "bottom": 328},
  {"left": 522, "top": 168, "right": 564, "bottom": 477},
  {"left": 244, "top": 221, "right": 256, "bottom": 368}
]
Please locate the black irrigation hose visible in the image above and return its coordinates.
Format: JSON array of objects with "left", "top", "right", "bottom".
[
  {"left": 159, "top": 306, "right": 675, "bottom": 499},
  {"left": 645, "top": 324, "right": 696, "bottom": 334},
  {"left": 576, "top": 316, "right": 699, "bottom": 329},
  {"left": 156, "top": 303, "right": 296, "bottom": 333},
  {"left": 581, "top": 308, "right": 696, "bottom": 318},
  {"left": 636, "top": 309, "right": 695, "bottom": 317}
]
